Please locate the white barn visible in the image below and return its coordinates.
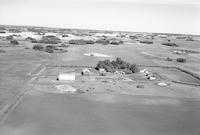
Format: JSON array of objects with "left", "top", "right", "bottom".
[{"left": 57, "top": 73, "right": 75, "bottom": 81}]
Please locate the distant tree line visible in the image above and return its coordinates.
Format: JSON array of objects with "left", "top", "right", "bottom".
[
  {"left": 32, "top": 45, "right": 67, "bottom": 53},
  {"left": 176, "top": 58, "right": 186, "bottom": 63},
  {"left": 68, "top": 38, "right": 123, "bottom": 45},
  {"left": 139, "top": 41, "right": 153, "bottom": 44},
  {"left": 68, "top": 39, "right": 95, "bottom": 45},
  {"left": 28, "top": 35, "right": 61, "bottom": 44},
  {"left": 39, "top": 35, "right": 61, "bottom": 44},
  {"left": 10, "top": 40, "right": 19, "bottom": 45},
  {"left": 162, "top": 43, "right": 178, "bottom": 47}
]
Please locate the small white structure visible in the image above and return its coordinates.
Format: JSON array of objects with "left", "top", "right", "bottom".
[
  {"left": 114, "top": 71, "right": 125, "bottom": 75},
  {"left": 82, "top": 68, "right": 90, "bottom": 76},
  {"left": 140, "top": 69, "right": 146, "bottom": 73},
  {"left": 140, "top": 69, "right": 155, "bottom": 78},
  {"left": 99, "top": 68, "right": 106, "bottom": 76},
  {"left": 84, "top": 52, "right": 113, "bottom": 58},
  {"left": 57, "top": 73, "right": 75, "bottom": 81},
  {"left": 99, "top": 68, "right": 105, "bottom": 72},
  {"left": 147, "top": 76, "right": 156, "bottom": 80}
]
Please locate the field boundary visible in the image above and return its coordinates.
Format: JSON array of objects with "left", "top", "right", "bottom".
[
  {"left": 0, "top": 65, "right": 43, "bottom": 125},
  {"left": 0, "top": 87, "right": 26, "bottom": 125},
  {"left": 28, "top": 64, "right": 46, "bottom": 76},
  {"left": 45, "top": 64, "right": 200, "bottom": 86},
  {"left": 137, "top": 64, "right": 200, "bottom": 80},
  {"left": 46, "top": 64, "right": 200, "bottom": 80},
  {"left": 46, "top": 64, "right": 94, "bottom": 68}
]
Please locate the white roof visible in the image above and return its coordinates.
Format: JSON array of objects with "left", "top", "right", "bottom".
[
  {"left": 82, "top": 68, "right": 90, "bottom": 72},
  {"left": 58, "top": 73, "right": 75, "bottom": 81}
]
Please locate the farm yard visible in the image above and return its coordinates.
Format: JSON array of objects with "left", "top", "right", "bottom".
[{"left": 0, "top": 25, "right": 200, "bottom": 135}]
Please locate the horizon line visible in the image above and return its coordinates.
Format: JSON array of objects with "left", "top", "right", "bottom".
[{"left": 0, "top": 24, "right": 199, "bottom": 36}]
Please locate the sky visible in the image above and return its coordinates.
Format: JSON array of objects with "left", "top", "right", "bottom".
[{"left": 0, "top": 0, "right": 200, "bottom": 34}]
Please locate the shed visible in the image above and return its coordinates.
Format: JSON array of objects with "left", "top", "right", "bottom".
[
  {"left": 99, "top": 68, "right": 106, "bottom": 76},
  {"left": 99, "top": 68, "right": 106, "bottom": 73},
  {"left": 57, "top": 73, "right": 75, "bottom": 81},
  {"left": 140, "top": 69, "right": 146, "bottom": 73},
  {"left": 114, "top": 71, "right": 125, "bottom": 75},
  {"left": 147, "top": 76, "right": 156, "bottom": 80},
  {"left": 81, "top": 68, "right": 90, "bottom": 76}
]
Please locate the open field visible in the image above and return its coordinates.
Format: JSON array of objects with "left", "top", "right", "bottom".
[
  {"left": 0, "top": 25, "right": 200, "bottom": 134},
  {"left": 1, "top": 93, "right": 200, "bottom": 135}
]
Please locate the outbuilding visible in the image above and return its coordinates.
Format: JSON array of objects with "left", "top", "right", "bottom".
[
  {"left": 57, "top": 73, "right": 75, "bottom": 81},
  {"left": 99, "top": 68, "right": 106, "bottom": 76},
  {"left": 81, "top": 68, "right": 90, "bottom": 76},
  {"left": 114, "top": 71, "right": 125, "bottom": 75},
  {"left": 147, "top": 76, "right": 156, "bottom": 80}
]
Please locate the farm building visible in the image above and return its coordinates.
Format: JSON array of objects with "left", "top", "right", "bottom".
[
  {"left": 114, "top": 71, "right": 125, "bottom": 75},
  {"left": 81, "top": 68, "right": 90, "bottom": 76},
  {"left": 99, "top": 68, "right": 106, "bottom": 73},
  {"left": 147, "top": 76, "right": 156, "bottom": 80},
  {"left": 99, "top": 68, "right": 106, "bottom": 76},
  {"left": 57, "top": 73, "right": 75, "bottom": 81}
]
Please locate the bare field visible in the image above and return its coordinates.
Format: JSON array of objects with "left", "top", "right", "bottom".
[{"left": 0, "top": 29, "right": 200, "bottom": 135}]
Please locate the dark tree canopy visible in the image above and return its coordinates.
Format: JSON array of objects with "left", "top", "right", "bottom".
[
  {"left": 162, "top": 43, "right": 178, "bottom": 47},
  {"left": 96, "top": 57, "right": 139, "bottom": 74},
  {"left": 10, "top": 40, "right": 19, "bottom": 45},
  {"left": 39, "top": 35, "right": 61, "bottom": 44},
  {"left": 33, "top": 45, "right": 44, "bottom": 51}
]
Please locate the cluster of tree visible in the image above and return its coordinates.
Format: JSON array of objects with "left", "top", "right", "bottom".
[
  {"left": 8, "top": 28, "right": 21, "bottom": 33},
  {"left": 96, "top": 38, "right": 123, "bottom": 45},
  {"left": 31, "top": 39, "right": 38, "bottom": 43},
  {"left": 96, "top": 57, "right": 139, "bottom": 74},
  {"left": 62, "top": 34, "right": 69, "bottom": 37},
  {"left": 139, "top": 41, "right": 153, "bottom": 44},
  {"left": 0, "top": 49, "right": 6, "bottom": 53},
  {"left": 58, "top": 43, "right": 69, "bottom": 47},
  {"left": 32, "top": 45, "right": 67, "bottom": 53},
  {"left": 25, "top": 37, "right": 38, "bottom": 43},
  {"left": 96, "top": 39, "right": 110, "bottom": 45},
  {"left": 176, "top": 58, "right": 186, "bottom": 63},
  {"left": 33, "top": 45, "right": 44, "bottom": 51},
  {"left": 165, "top": 57, "right": 173, "bottom": 61},
  {"left": 0, "top": 31, "right": 6, "bottom": 33},
  {"left": 6, "top": 35, "right": 13, "bottom": 41},
  {"left": 84, "top": 40, "right": 96, "bottom": 44},
  {"left": 176, "top": 36, "right": 187, "bottom": 39},
  {"left": 45, "top": 45, "right": 56, "bottom": 53},
  {"left": 10, "top": 40, "right": 19, "bottom": 45},
  {"left": 67, "top": 38, "right": 123, "bottom": 45},
  {"left": 25, "top": 37, "right": 35, "bottom": 41},
  {"left": 38, "top": 35, "right": 61, "bottom": 44},
  {"left": 129, "top": 35, "right": 137, "bottom": 40},
  {"left": 68, "top": 39, "right": 95, "bottom": 45},
  {"left": 162, "top": 42, "right": 178, "bottom": 47}
]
